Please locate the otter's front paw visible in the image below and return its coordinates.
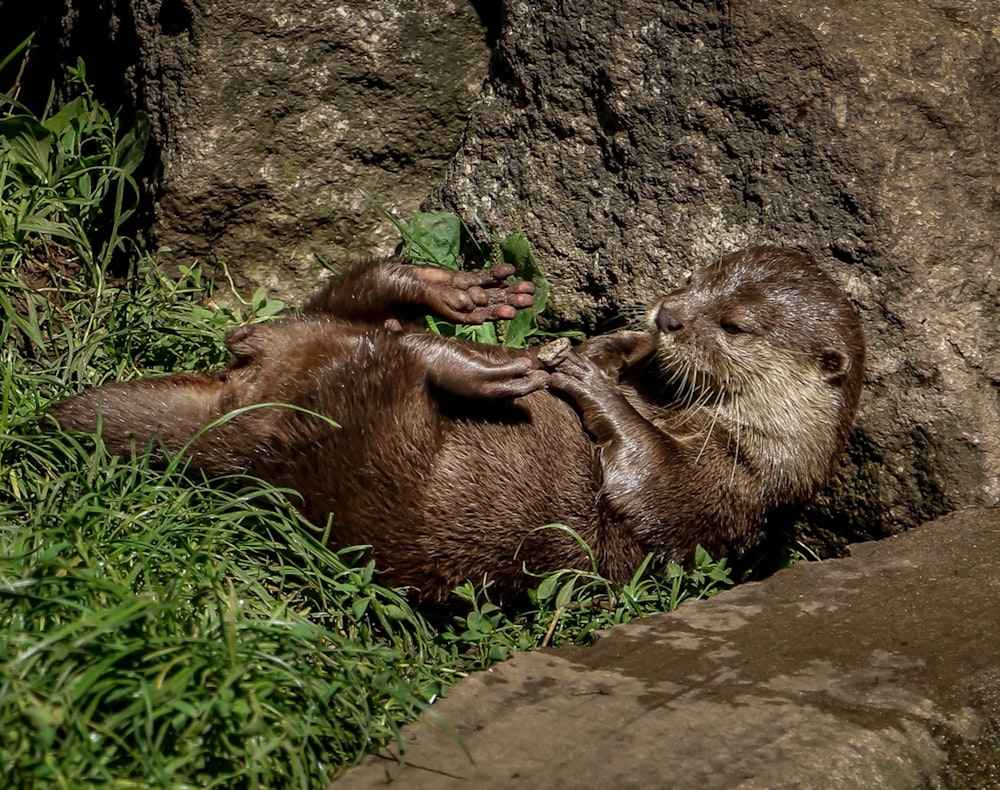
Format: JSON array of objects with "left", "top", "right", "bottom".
[
  {"left": 548, "top": 352, "right": 614, "bottom": 402},
  {"left": 432, "top": 356, "right": 550, "bottom": 399}
]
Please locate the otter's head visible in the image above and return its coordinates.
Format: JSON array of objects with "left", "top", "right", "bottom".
[{"left": 647, "top": 246, "right": 865, "bottom": 496}]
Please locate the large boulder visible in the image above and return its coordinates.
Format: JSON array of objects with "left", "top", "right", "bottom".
[
  {"left": 129, "top": 0, "right": 492, "bottom": 299},
  {"left": 7, "top": 1, "right": 493, "bottom": 300},
  {"left": 433, "top": 0, "right": 1000, "bottom": 545}
]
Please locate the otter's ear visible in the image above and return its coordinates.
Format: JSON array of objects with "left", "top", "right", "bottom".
[{"left": 818, "top": 347, "right": 850, "bottom": 380}]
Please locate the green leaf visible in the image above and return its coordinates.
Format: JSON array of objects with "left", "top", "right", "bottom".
[
  {"left": 535, "top": 572, "right": 561, "bottom": 602},
  {"left": 498, "top": 232, "right": 550, "bottom": 348},
  {"left": 17, "top": 216, "right": 87, "bottom": 246},
  {"left": 42, "top": 96, "right": 89, "bottom": 137},
  {"left": 403, "top": 211, "right": 462, "bottom": 269},
  {"left": 469, "top": 322, "right": 498, "bottom": 345},
  {"left": 555, "top": 576, "right": 578, "bottom": 609},
  {"left": 113, "top": 111, "right": 150, "bottom": 176},
  {"left": 0, "top": 115, "right": 52, "bottom": 181},
  {"left": 0, "top": 33, "right": 33, "bottom": 74},
  {"left": 251, "top": 286, "right": 268, "bottom": 310},
  {"left": 256, "top": 299, "right": 286, "bottom": 319}
]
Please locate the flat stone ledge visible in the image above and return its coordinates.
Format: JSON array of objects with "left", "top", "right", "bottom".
[{"left": 343, "top": 507, "right": 1000, "bottom": 788}]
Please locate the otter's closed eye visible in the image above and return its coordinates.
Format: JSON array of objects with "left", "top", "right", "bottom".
[{"left": 720, "top": 321, "right": 746, "bottom": 335}]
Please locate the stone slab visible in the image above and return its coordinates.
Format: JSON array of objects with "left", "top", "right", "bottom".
[{"left": 343, "top": 507, "right": 1000, "bottom": 787}]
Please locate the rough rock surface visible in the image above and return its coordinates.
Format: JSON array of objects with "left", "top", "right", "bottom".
[
  {"left": 432, "top": 0, "right": 1000, "bottom": 547},
  {"left": 127, "top": 0, "right": 491, "bottom": 299},
  {"left": 343, "top": 507, "right": 1000, "bottom": 787}
]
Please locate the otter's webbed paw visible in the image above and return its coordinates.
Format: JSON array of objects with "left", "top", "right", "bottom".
[
  {"left": 577, "top": 331, "right": 653, "bottom": 377},
  {"left": 402, "top": 334, "right": 549, "bottom": 399},
  {"left": 548, "top": 351, "right": 616, "bottom": 403},
  {"left": 413, "top": 264, "right": 536, "bottom": 325},
  {"left": 548, "top": 351, "right": 640, "bottom": 444}
]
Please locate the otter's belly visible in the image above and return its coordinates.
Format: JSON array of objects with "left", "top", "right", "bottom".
[
  {"left": 428, "top": 390, "right": 597, "bottom": 529},
  {"left": 400, "top": 390, "right": 600, "bottom": 588},
  {"left": 249, "top": 330, "right": 600, "bottom": 596}
]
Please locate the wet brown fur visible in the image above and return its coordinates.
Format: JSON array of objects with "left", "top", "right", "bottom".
[{"left": 48, "top": 248, "right": 865, "bottom": 602}]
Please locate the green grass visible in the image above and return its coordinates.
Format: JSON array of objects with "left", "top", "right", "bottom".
[{"left": 1, "top": 57, "right": 735, "bottom": 787}]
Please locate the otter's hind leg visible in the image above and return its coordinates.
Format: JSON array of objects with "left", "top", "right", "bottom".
[
  {"left": 304, "top": 258, "right": 536, "bottom": 328},
  {"left": 47, "top": 374, "right": 239, "bottom": 471}
]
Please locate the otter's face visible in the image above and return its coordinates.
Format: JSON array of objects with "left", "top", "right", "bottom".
[{"left": 646, "top": 247, "right": 865, "bottom": 461}]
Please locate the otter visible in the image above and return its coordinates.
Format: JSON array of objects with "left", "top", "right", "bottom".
[{"left": 47, "top": 246, "right": 864, "bottom": 602}]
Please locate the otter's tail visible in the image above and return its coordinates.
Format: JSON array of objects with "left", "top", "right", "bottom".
[{"left": 46, "top": 374, "right": 238, "bottom": 472}]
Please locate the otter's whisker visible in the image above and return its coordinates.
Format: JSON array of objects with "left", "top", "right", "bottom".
[
  {"left": 694, "top": 388, "right": 724, "bottom": 463},
  {"left": 730, "top": 394, "right": 741, "bottom": 487}
]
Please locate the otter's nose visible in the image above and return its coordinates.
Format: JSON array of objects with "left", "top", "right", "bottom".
[{"left": 656, "top": 307, "right": 684, "bottom": 332}]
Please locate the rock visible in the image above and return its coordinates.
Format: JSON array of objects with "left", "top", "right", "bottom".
[
  {"left": 342, "top": 507, "right": 1000, "bottom": 787},
  {"left": 433, "top": 0, "right": 1000, "bottom": 545},
  {"left": 128, "top": 0, "right": 492, "bottom": 301}
]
